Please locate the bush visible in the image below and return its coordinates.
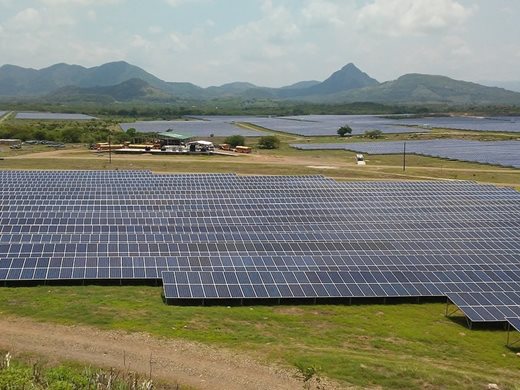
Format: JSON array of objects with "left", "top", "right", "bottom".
[
  {"left": 224, "top": 135, "right": 246, "bottom": 148},
  {"left": 337, "top": 125, "right": 352, "bottom": 137},
  {"left": 257, "top": 135, "right": 280, "bottom": 149},
  {"left": 0, "top": 365, "right": 33, "bottom": 389},
  {"left": 364, "top": 129, "right": 383, "bottom": 139}
]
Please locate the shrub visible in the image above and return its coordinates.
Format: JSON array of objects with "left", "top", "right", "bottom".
[
  {"left": 224, "top": 135, "right": 246, "bottom": 148},
  {"left": 257, "top": 135, "right": 280, "bottom": 149},
  {"left": 364, "top": 129, "right": 383, "bottom": 139}
]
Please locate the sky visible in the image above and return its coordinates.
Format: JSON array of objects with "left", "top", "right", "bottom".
[{"left": 0, "top": 0, "right": 519, "bottom": 88}]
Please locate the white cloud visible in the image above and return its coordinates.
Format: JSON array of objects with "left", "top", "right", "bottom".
[
  {"left": 148, "top": 25, "right": 163, "bottom": 34},
  {"left": 86, "top": 10, "right": 97, "bottom": 21},
  {"left": 169, "top": 32, "right": 188, "bottom": 51},
  {"left": 164, "top": 0, "right": 206, "bottom": 7},
  {"left": 9, "top": 8, "right": 42, "bottom": 31},
  {"left": 130, "top": 34, "right": 151, "bottom": 49},
  {"left": 301, "top": 0, "right": 346, "bottom": 27},
  {"left": 357, "top": 0, "right": 474, "bottom": 36},
  {"left": 38, "top": 0, "right": 123, "bottom": 6},
  {"left": 443, "top": 36, "right": 472, "bottom": 58},
  {"left": 218, "top": 1, "right": 300, "bottom": 49}
]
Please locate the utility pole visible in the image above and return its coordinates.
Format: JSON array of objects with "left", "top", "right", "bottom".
[
  {"left": 108, "top": 133, "right": 112, "bottom": 164},
  {"left": 402, "top": 141, "right": 406, "bottom": 172}
]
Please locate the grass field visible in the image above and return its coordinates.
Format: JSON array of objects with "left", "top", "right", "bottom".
[{"left": 0, "top": 286, "right": 519, "bottom": 389}]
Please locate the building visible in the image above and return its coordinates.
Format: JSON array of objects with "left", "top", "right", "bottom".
[{"left": 157, "top": 130, "right": 191, "bottom": 146}]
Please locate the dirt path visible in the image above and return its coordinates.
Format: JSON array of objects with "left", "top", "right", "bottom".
[
  {"left": 10, "top": 148, "right": 519, "bottom": 174},
  {"left": 0, "top": 316, "right": 302, "bottom": 390}
]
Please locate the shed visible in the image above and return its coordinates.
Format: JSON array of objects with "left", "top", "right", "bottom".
[{"left": 157, "top": 130, "right": 192, "bottom": 146}]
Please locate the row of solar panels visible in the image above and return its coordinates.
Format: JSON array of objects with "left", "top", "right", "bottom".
[
  {"left": 1, "top": 171, "right": 519, "bottom": 326},
  {"left": 162, "top": 270, "right": 520, "bottom": 323}
]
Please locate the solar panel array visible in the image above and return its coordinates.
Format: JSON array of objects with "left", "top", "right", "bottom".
[
  {"left": 240, "top": 115, "right": 421, "bottom": 136},
  {"left": 121, "top": 115, "right": 420, "bottom": 137},
  {"left": 0, "top": 111, "right": 7, "bottom": 118},
  {"left": 15, "top": 112, "right": 97, "bottom": 120},
  {"left": 291, "top": 140, "right": 520, "bottom": 168},
  {"left": 1, "top": 170, "right": 519, "bottom": 325},
  {"left": 120, "top": 119, "right": 264, "bottom": 137},
  {"left": 392, "top": 115, "right": 520, "bottom": 133},
  {"left": 120, "top": 115, "right": 520, "bottom": 137}
]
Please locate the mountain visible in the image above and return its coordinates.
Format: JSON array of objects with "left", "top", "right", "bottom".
[
  {"left": 205, "top": 82, "right": 259, "bottom": 97},
  {"left": 280, "top": 80, "right": 320, "bottom": 90},
  {"left": 295, "top": 63, "right": 379, "bottom": 96},
  {"left": 0, "top": 61, "right": 160, "bottom": 96},
  {"left": 307, "top": 73, "right": 520, "bottom": 105},
  {"left": 2, "top": 60, "right": 520, "bottom": 105},
  {"left": 46, "top": 78, "right": 173, "bottom": 102},
  {"left": 481, "top": 80, "right": 520, "bottom": 93},
  {"left": 0, "top": 61, "right": 203, "bottom": 98}
]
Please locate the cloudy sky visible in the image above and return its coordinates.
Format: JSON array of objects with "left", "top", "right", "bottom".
[{"left": 0, "top": 0, "right": 518, "bottom": 87}]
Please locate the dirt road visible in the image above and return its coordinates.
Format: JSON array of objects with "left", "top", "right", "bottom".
[{"left": 0, "top": 316, "right": 302, "bottom": 390}]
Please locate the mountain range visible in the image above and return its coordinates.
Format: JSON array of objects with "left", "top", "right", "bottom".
[{"left": 1, "top": 61, "right": 520, "bottom": 105}]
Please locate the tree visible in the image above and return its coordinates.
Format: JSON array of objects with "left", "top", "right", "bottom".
[
  {"left": 126, "top": 127, "right": 137, "bottom": 138},
  {"left": 364, "top": 129, "right": 383, "bottom": 139},
  {"left": 257, "top": 135, "right": 280, "bottom": 149},
  {"left": 61, "top": 127, "right": 81, "bottom": 143},
  {"left": 33, "top": 130, "right": 47, "bottom": 141},
  {"left": 337, "top": 125, "right": 352, "bottom": 137},
  {"left": 224, "top": 135, "right": 246, "bottom": 148}
]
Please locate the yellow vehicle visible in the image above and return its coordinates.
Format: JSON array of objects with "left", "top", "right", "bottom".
[{"left": 235, "top": 146, "right": 252, "bottom": 154}]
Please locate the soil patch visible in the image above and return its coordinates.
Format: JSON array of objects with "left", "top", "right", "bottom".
[{"left": 0, "top": 316, "right": 302, "bottom": 390}]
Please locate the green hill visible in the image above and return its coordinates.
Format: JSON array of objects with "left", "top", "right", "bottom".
[
  {"left": 312, "top": 73, "right": 520, "bottom": 105},
  {"left": 46, "top": 78, "right": 174, "bottom": 103}
]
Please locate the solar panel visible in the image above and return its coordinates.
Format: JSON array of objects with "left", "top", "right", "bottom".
[
  {"left": 120, "top": 120, "right": 264, "bottom": 136},
  {"left": 0, "top": 170, "right": 519, "bottom": 325},
  {"left": 447, "top": 292, "right": 520, "bottom": 322},
  {"left": 177, "top": 115, "right": 520, "bottom": 136},
  {"left": 392, "top": 115, "right": 520, "bottom": 133},
  {"left": 506, "top": 317, "right": 520, "bottom": 332},
  {"left": 291, "top": 140, "right": 520, "bottom": 168}
]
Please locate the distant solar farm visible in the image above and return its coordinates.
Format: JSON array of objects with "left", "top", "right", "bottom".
[
  {"left": 242, "top": 115, "right": 421, "bottom": 135},
  {"left": 392, "top": 115, "right": 520, "bottom": 133},
  {"left": 121, "top": 115, "right": 520, "bottom": 137},
  {"left": 1, "top": 170, "right": 520, "bottom": 328},
  {"left": 0, "top": 111, "right": 7, "bottom": 118},
  {"left": 120, "top": 119, "right": 265, "bottom": 137},
  {"left": 291, "top": 140, "right": 520, "bottom": 168},
  {"left": 15, "top": 112, "right": 97, "bottom": 120}
]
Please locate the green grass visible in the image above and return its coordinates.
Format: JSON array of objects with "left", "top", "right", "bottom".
[
  {"left": 1, "top": 286, "right": 519, "bottom": 389},
  {"left": 0, "top": 352, "right": 173, "bottom": 389}
]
